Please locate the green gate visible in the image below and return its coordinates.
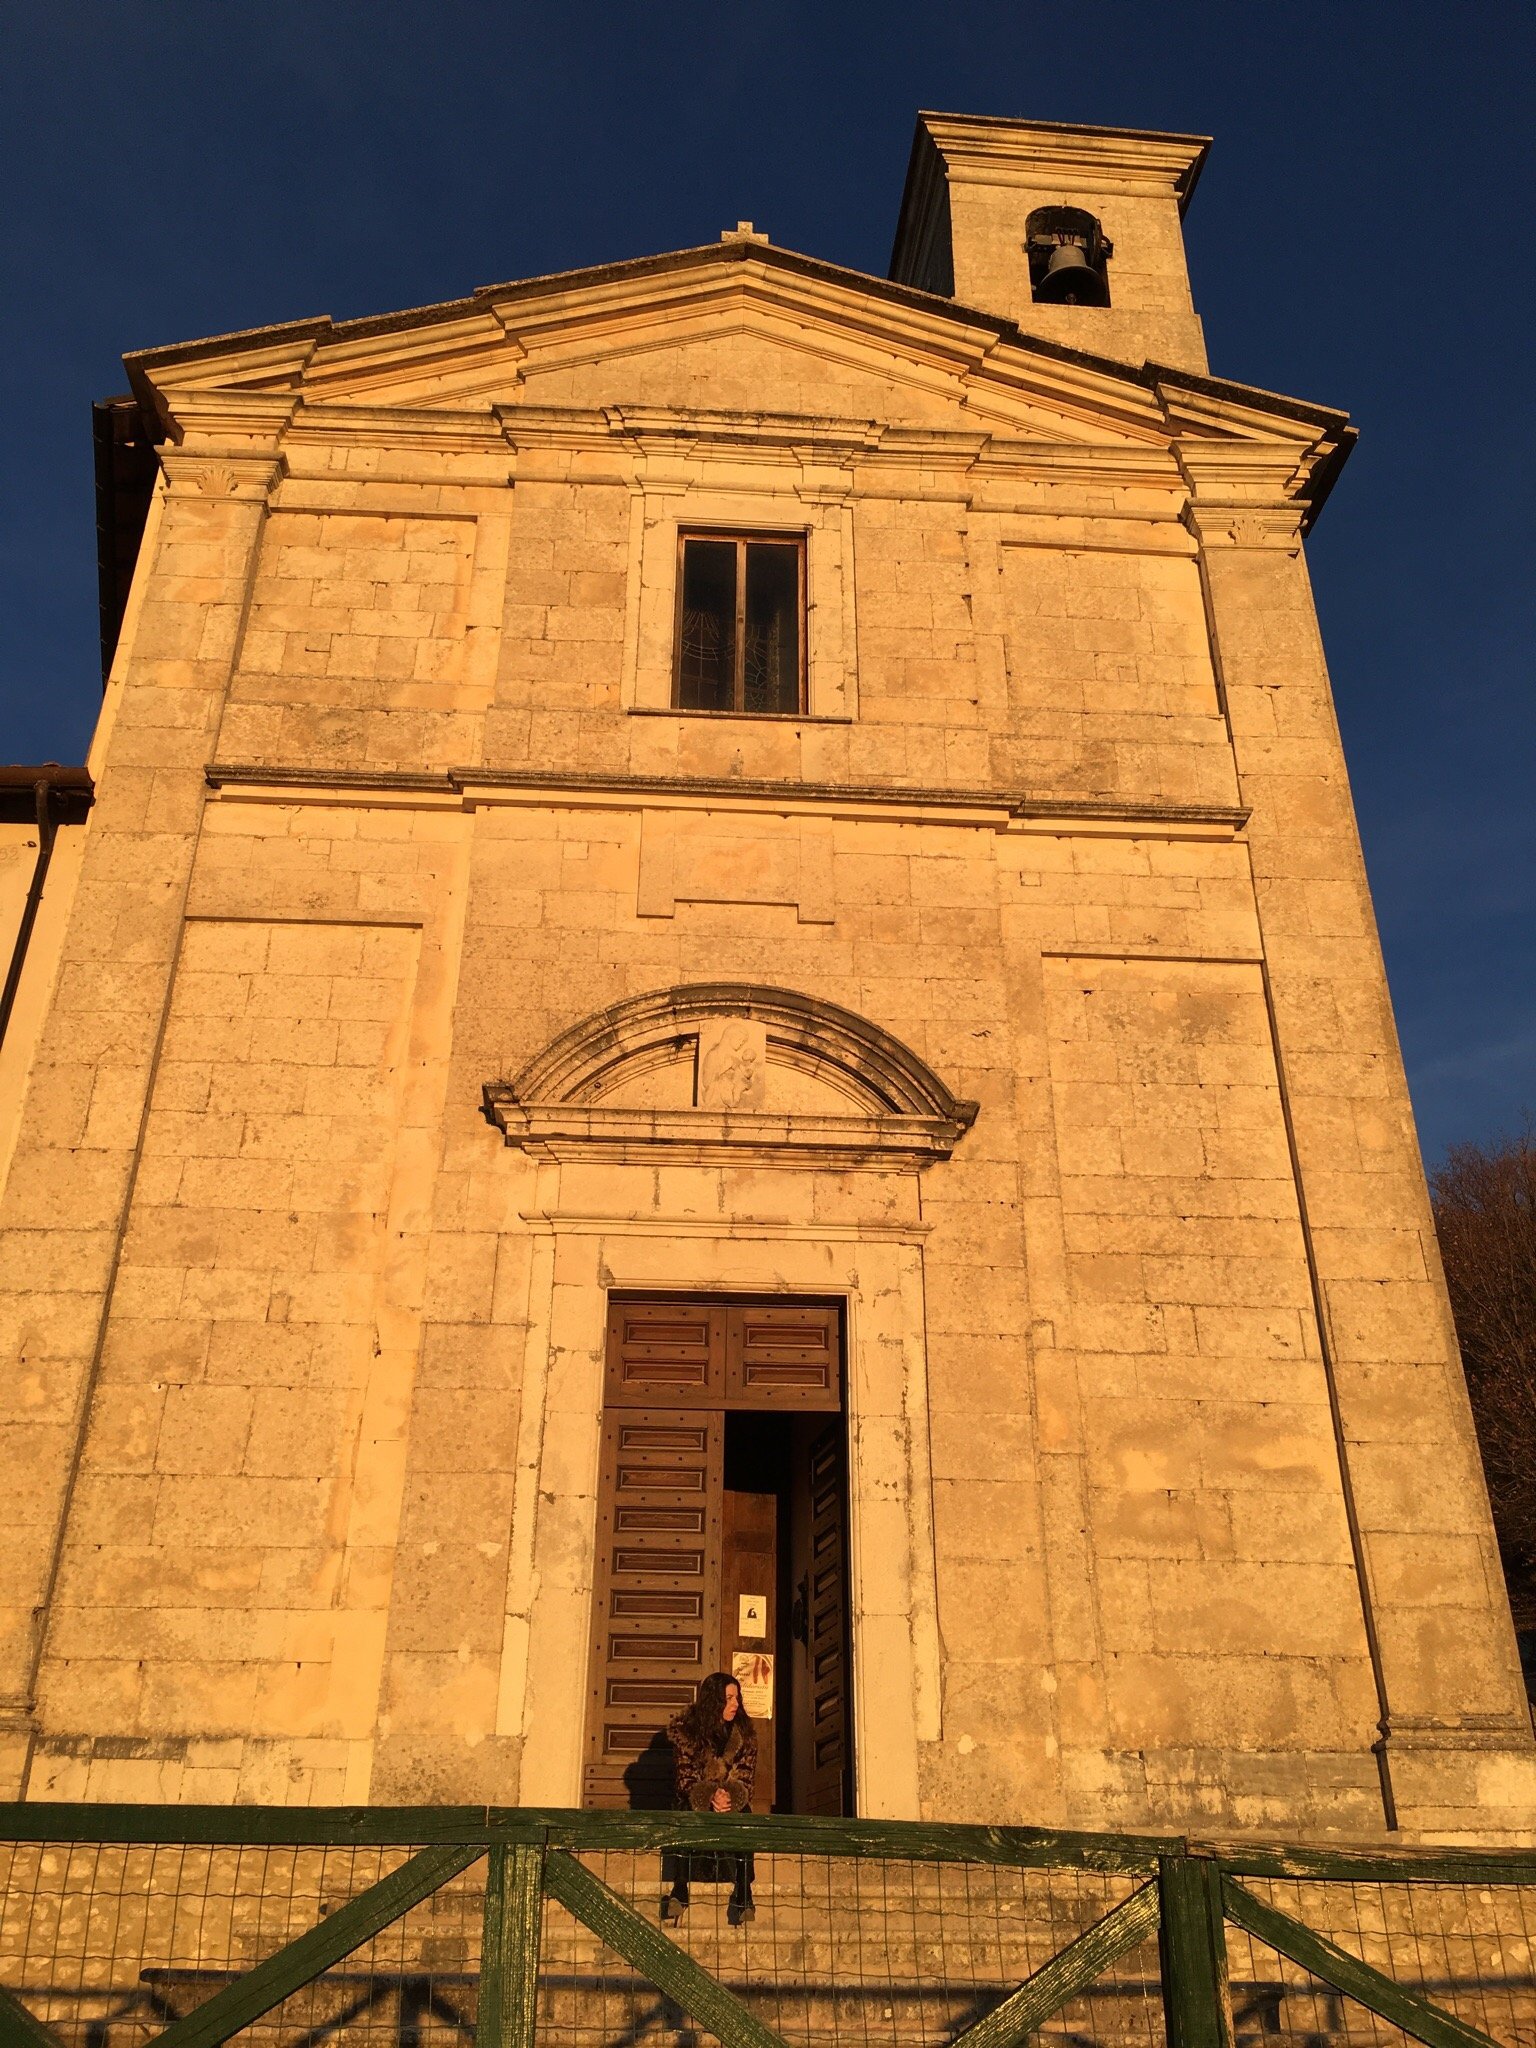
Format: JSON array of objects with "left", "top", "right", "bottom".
[{"left": 1, "top": 1806, "right": 1532, "bottom": 2048}]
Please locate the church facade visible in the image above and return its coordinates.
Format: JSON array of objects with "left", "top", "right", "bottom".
[{"left": 0, "top": 114, "right": 1529, "bottom": 1840}]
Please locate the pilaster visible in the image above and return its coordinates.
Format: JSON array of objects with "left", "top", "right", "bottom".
[
  {"left": 1190, "top": 471, "right": 1536, "bottom": 1833},
  {"left": 0, "top": 443, "right": 280, "bottom": 1794}
]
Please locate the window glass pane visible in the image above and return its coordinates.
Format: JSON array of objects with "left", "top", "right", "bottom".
[
  {"left": 743, "top": 542, "right": 800, "bottom": 713},
  {"left": 677, "top": 539, "right": 737, "bottom": 710}
]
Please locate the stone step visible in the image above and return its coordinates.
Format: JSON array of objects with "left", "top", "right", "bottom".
[
  {"left": 543, "top": 1893, "right": 1141, "bottom": 1956},
  {"left": 562, "top": 1881, "right": 1132, "bottom": 1926},
  {"left": 540, "top": 1945, "right": 1132, "bottom": 1980},
  {"left": 533, "top": 1996, "right": 1165, "bottom": 2048}
]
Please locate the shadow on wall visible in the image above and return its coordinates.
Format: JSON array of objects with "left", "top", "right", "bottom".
[{"left": 623, "top": 1731, "right": 677, "bottom": 1811}]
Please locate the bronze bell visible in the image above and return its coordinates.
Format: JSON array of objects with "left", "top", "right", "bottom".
[{"left": 1036, "top": 240, "right": 1109, "bottom": 307}]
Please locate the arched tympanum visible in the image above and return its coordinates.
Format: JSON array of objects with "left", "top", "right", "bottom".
[{"left": 483, "top": 983, "right": 978, "bottom": 1168}]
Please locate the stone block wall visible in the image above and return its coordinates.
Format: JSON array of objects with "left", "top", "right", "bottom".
[{"left": 0, "top": 231, "right": 1528, "bottom": 1838}]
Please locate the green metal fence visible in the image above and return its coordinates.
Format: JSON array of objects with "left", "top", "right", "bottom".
[{"left": 1, "top": 1807, "right": 1534, "bottom": 2048}]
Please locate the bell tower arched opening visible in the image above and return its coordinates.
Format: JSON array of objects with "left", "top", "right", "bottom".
[{"left": 1026, "top": 203, "right": 1113, "bottom": 305}]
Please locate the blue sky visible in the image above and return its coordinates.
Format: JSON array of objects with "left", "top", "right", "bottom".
[{"left": 2, "top": 1, "right": 1531, "bottom": 1162}]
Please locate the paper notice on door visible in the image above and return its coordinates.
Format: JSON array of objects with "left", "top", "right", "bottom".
[
  {"left": 738, "top": 1592, "right": 768, "bottom": 1639},
  {"left": 732, "top": 1651, "right": 774, "bottom": 1720}
]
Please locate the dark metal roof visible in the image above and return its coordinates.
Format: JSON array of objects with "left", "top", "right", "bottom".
[
  {"left": 94, "top": 397, "right": 161, "bottom": 687},
  {"left": 0, "top": 766, "right": 94, "bottom": 826}
]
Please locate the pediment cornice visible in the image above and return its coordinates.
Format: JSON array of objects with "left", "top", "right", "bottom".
[
  {"left": 125, "top": 241, "right": 1353, "bottom": 522},
  {"left": 484, "top": 982, "right": 979, "bottom": 1169}
]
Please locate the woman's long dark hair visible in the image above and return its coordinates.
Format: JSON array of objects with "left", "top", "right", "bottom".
[{"left": 679, "top": 1670, "right": 752, "bottom": 1744}]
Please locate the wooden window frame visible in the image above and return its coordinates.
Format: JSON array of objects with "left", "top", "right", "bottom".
[{"left": 672, "top": 529, "right": 808, "bottom": 717}]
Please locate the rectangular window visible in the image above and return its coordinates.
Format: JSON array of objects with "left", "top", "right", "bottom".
[{"left": 675, "top": 532, "right": 805, "bottom": 715}]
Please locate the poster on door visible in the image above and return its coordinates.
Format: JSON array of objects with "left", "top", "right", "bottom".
[{"left": 732, "top": 1651, "right": 774, "bottom": 1720}]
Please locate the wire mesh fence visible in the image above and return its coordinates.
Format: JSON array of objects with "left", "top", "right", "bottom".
[
  {"left": 1230, "top": 1876, "right": 1536, "bottom": 2048},
  {"left": 0, "top": 1843, "right": 485, "bottom": 2048},
  {"left": 226, "top": 1860, "right": 486, "bottom": 2048},
  {"left": 539, "top": 1850, "right": 1164, "bottom": 2048},
  {"left": 1222, "top": 1930, "right": 1413, "bottom": 2048},
  {"left": 2, "top": 1813, "right": 1536, "bottom": 2048}
]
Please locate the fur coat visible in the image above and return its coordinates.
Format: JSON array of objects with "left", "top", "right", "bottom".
[{"left": 667, "top": 1711, "right": 757, "bottom": 1811}]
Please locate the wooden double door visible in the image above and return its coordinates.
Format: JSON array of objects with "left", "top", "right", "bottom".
[{"left": 583, "top": 1297, "right": 852, "bottom": 1815}]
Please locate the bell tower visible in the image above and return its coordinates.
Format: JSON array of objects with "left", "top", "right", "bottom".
[{"left": 889, "top": 111, "right": 1210, "bottom": 372}]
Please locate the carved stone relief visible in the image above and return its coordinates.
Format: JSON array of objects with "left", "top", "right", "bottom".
[{"left": 695, "top": 1017, "right": 767, "bottom": 1108}]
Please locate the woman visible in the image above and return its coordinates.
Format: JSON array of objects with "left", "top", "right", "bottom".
[{"left": 662, "top": 1672, "right": 756, "bottom": 1924}]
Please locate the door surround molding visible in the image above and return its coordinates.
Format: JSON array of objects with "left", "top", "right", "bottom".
[{"left": 498, "top": 1204, "right": 941, "bottom": 1819}]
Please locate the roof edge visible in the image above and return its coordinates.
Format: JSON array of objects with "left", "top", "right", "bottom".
[
  {"left": 118, "top": 238, "right": 1354, "bottom": 525},
  {"left": 916, "top": 108, "right": 1213, "bottom": 150}
]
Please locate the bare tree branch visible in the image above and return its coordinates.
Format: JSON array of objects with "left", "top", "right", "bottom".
[{"left": 1430, "top": 1122, "right": 1536, "bottom": 1627}]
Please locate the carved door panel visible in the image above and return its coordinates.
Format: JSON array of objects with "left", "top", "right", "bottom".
[
  {"left": 805, "top": 1417, "right": 852, "bottom": 1815},
  {"left": 606, "top": 1299, "right": 726, "bottom": 1408},
  {"left": 583, "top": 1406, "right": 723, "bottom": 1810},
  {"left": 726, "top": 1302, "right": 841, "bottom": 1409}
]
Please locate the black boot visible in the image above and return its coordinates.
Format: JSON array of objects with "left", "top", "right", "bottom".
[{"left": 661, "top": 1883, "right": 689, "bottom": 1924}]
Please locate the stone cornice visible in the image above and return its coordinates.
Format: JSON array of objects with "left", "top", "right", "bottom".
[
  {"left": 485, "top": 1103, "right": 964, "bottom": 1168},
  {"left": 144, "top": 390, "right": 1341, "bottom": 529},
  {"left": 492, "top": 403, "right": 1185, "bottom": 491},
  {"left": 1158, "top": 374, "right": 1356, "bottom": 532},
  {"left": 205, "top": 761, "right": 1248, "bottom": 837},
  {"left": 911, "top": 113, "right": 1210, "bottom": 206},
  {"left": 283, "top": 401, "right": 507, "bottom": 454},
  {"left": 162, "top": 391, "right": 300, "bottom": 451}
]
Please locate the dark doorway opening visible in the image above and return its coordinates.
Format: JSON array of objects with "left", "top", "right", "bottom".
[
  {"left": 583, "top": 1296, "right": 853, "bottom": 1816},
  {"left": 723, "top": 1411, "right": 852, "bottom": 1815}
]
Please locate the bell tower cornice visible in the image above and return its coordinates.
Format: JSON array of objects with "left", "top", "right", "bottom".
[{"left": 903, "top": 113, "right": 1209, "bottom": 208}]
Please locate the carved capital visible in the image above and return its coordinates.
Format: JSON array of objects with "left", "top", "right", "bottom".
[
  {"left": 1174, "top": 438, "right": 1310, "bottom": 554},
  {"left": 160, "top": 450, "right": 285, "bottom": 502},
  {"left": 1182, "top": 503, "right": 1304, "bottom": 553}
]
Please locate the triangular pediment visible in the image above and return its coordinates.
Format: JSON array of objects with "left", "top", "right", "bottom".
[{"left": 126, "top": 240, "right": 1352, "bottom": 504}]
